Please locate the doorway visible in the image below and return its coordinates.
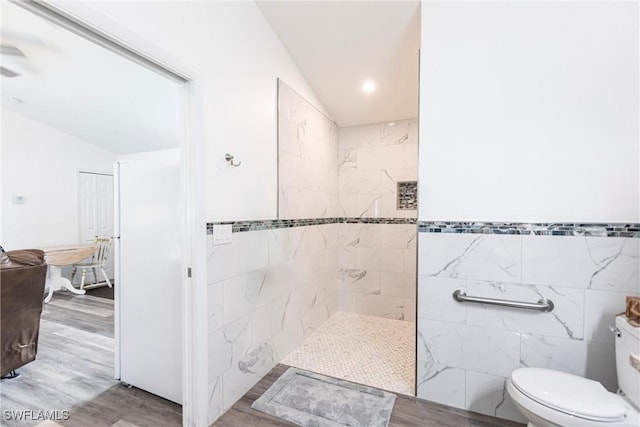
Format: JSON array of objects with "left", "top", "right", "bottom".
[{"left": 0, "top": 1, "right": 206, "bottom": 425}]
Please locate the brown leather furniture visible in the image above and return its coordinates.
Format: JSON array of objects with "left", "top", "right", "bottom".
[{"left": 1, "top": 249, "right": 47, "bottom": 378}]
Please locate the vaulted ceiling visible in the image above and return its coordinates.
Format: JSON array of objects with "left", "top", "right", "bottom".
[
  {"left": 1, "top": 1, "right": 420, "bottom": 151},
  {"left": 257, "top": 1, "right": 421, "bottom": 127}
]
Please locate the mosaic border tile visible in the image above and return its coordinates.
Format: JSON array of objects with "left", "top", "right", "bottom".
[
  {"left": 417, "top": 221, "right": 640, "bottom": 238},
  {"left": 206, "top": 218, "right": 417, "bottom": 234},
  {"left": 340, "top": 218, "right": 416, "bottom": 225},
  {"left": 207, "top": 219, "right": 639, "bottom": 237},
  {"left": 208, "top": 218, "right": 337, "bottom": 233}
]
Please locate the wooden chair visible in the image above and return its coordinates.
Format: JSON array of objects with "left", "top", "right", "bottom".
[{"left": 71, "top": 237, "right": 113, "bottom": 289}]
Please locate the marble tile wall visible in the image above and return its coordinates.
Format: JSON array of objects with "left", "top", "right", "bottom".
[
  {"left": 206, "top": 224, "right": 338, "bottom": 422},
  {"left": 337, "top": 119, "right": 418, "bottom": 320},
  {"left": 416, "top": 231, "right": 640, "bottom": 422},
  {"left": 278, "top": 80, "right": 338, "bottom": 219},
  {"left": 338, "top": 223, "right": 416, "bottom": 321},
  {"left": 338, "top": 118, "right": 418, "bottom": 219}
]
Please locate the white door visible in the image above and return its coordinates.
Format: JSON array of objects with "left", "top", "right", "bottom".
[
  {"left": 78, "top": 172, "right": 114, "bottom": 280},
  {"left": 115, "top": 155, "right": 182, "bottom": 404}
]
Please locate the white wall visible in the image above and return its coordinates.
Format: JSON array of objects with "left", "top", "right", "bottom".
[
  {"left": 55, "top": 1, "right": 328, "bottom": 223},
  {"left": 1, "top": 107, "right": 116, "bottom": 249},
  {"left": 419, "top": 1, "right": 639, "bottom": 223},
  {"left": 118, "top": 148, "right": 179, "bottom": 163}
]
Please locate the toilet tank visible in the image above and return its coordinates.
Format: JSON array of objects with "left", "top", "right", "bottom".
[{"left": 616, "top": 314, "right": 640, "bottom": 410}]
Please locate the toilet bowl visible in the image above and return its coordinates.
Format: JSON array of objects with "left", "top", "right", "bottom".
[
  {"left": 507, "top": 368, "right": 639, "bottom": 427},
  {"left": 507, "top": 315, "right": 640, "bottom": 427}
]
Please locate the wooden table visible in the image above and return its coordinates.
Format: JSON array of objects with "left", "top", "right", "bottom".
[{"left": 41, "top": 244, "right": 98, "bottom": 303}]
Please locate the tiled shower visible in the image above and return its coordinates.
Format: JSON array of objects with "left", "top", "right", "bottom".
[
  {"left": 206, "top": 80, "right": 419, "bottom": 421},
  {"left": 278, "top": 80, "right": 418, "bottom": 391},
  {"left": 278, "top": 77, "right": 419, "bottom": 322}
]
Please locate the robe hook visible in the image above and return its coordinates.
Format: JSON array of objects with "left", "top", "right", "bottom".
[{"left": 225, "top": 153, "right": 241, "bottom": 167}]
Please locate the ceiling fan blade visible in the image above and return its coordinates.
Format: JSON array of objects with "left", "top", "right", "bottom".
[
  {"left": 0, "top": 66, "right": 20, "bottom": 78},
  {"left": 1, "top": 43, "right": 26, "bottom": 57}
]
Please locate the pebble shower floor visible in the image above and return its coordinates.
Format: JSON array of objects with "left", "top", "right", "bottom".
[{"left": 282, "top": 311, "right": 415, "bottom": 395}]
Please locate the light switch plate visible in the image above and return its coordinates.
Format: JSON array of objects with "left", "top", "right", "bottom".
[
  {"left": 212, "top": 224, "right": 233, "bottom": 245},
  {"left": 12, "top": 195, "right": 25, "bottom": 204}
]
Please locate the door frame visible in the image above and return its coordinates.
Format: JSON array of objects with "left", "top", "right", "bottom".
[{"left": 12, "top": 2, "right": 209, "bottom": 426}]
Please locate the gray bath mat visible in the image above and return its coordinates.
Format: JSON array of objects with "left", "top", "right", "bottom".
[{"left": 251, "top": 367, "right": 396, "bottom": 427}]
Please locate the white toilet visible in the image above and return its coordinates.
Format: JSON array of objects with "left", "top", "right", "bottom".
[{"left": 507, "top": 314, "right": 640, "bottom": 427}]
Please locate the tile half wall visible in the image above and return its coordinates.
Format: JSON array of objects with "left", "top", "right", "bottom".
[
  {"left": 206, "top": 223, "right": 338, "bottom": 422},
  {"left": 209, "top": 217, "right": 418, "bottom": 322},
  {"left": 416, "top": 221, "right": 639, "bottom": 422}
]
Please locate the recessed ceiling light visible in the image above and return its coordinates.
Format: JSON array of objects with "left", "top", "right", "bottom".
[
  {"left": 10, "top": 97, "right": 23, "bottom": 104},
  {"left": 362, "top": 80, "right": 376, "bottom": 94},
  {"left": 388, "top": 122, "right": 396, "bottom": 126}
]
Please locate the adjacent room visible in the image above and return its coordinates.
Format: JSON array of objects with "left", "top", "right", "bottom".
[
  {"left": 1, "top": 1, "right": 638, "bottom": 427},
  {"left": 1, "top": 2, "right": 184, "bottom": 425}
]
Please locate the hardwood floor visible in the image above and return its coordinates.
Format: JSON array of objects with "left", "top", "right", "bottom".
[
  {"left": 0, "top": 292, "right": 181, "bottom": 427},
  {"left": 212, "top": 364, "right": 525, "bottom": 427}
]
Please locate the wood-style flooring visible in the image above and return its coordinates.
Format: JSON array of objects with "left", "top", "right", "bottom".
[
  {"left": 3, "top": 291, "right": 523, "bottom": 427},
  {"left": 0, "top": 292, "right": 181, "bottom": 427},
  {"left": 213, "top": 364, "right": 525, "bottom": 427}
]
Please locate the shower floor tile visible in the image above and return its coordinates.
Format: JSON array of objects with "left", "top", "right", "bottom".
[{"left": 282, "top": 311, "right": 415, "bottom": 395}]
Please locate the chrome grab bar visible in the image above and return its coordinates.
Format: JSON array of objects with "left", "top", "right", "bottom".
[{"left": 452, "top": 289, "right": 554, "bottom": 312}]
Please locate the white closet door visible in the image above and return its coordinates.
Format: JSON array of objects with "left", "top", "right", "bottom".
[
  {"left": 78, "top": 172, "right": 114, "bottom": 279},
  {"left": 116, "top": 157, "right": 182, "bottom": 404}
]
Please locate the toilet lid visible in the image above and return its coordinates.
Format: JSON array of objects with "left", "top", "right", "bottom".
[{"left": 511, "top": 368, "right": 627, "bottom": 422}]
